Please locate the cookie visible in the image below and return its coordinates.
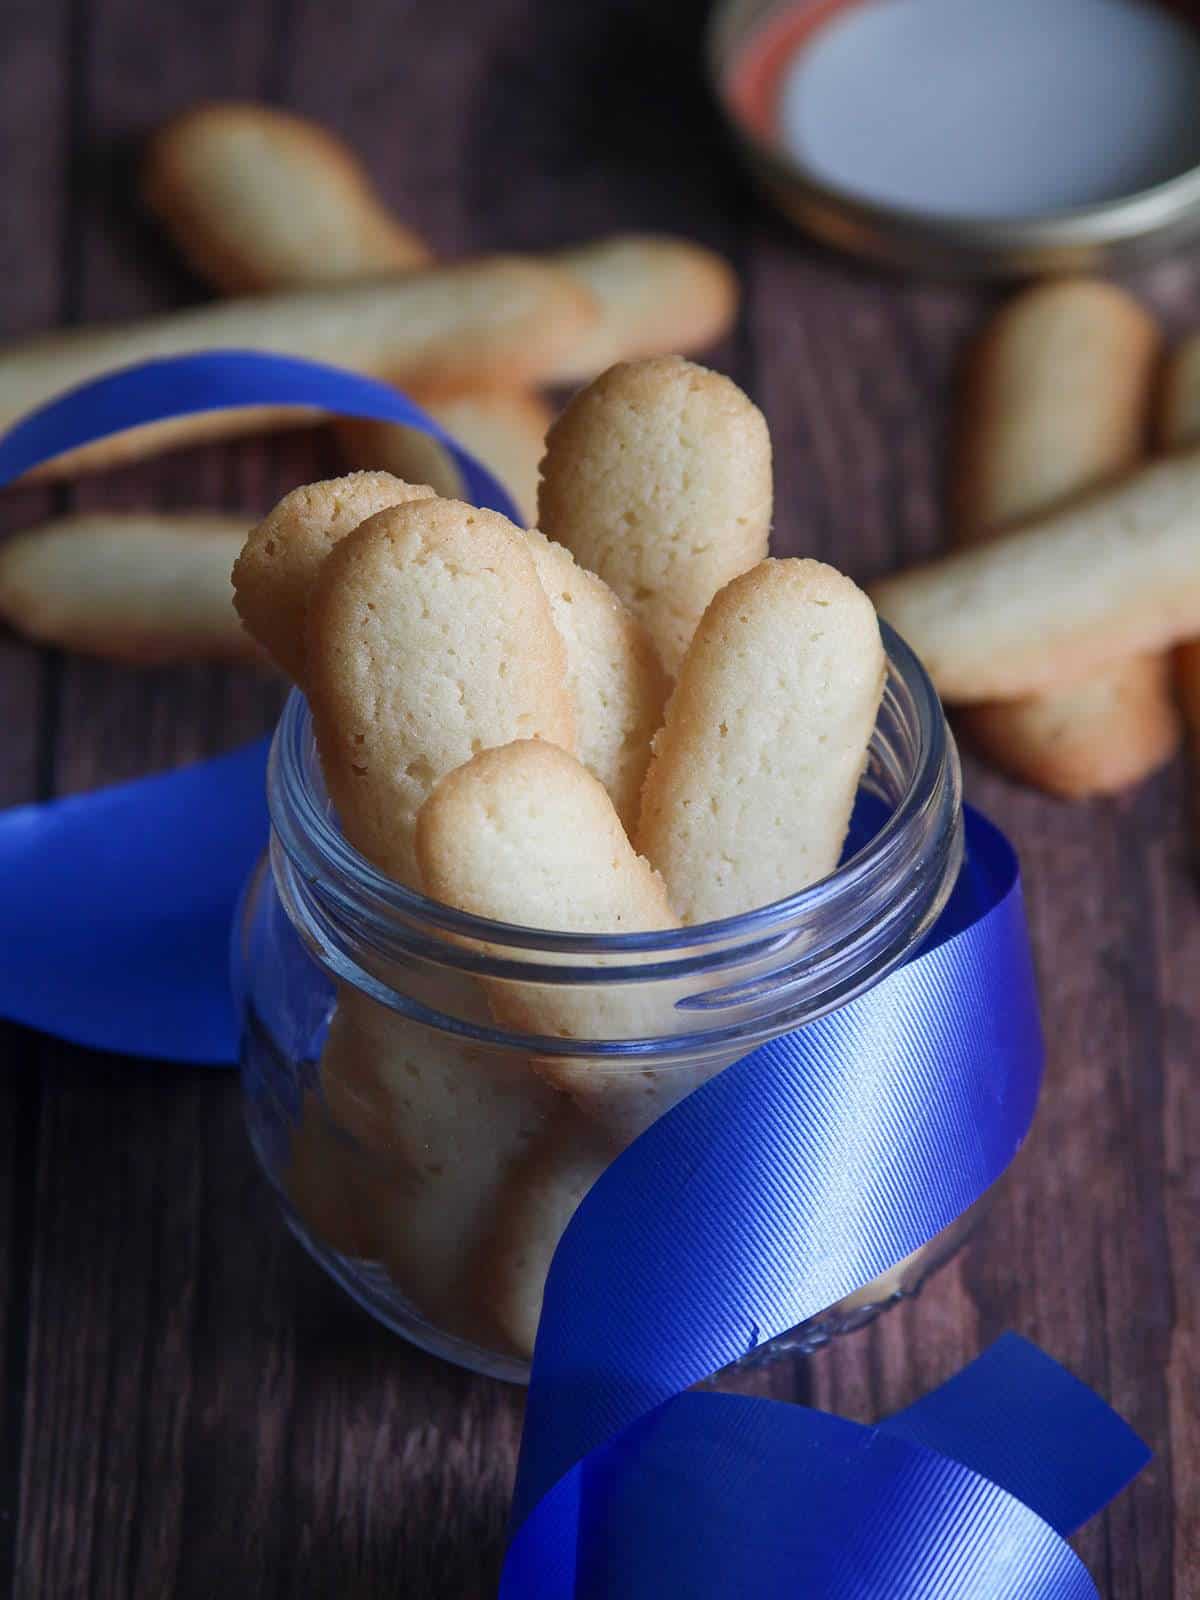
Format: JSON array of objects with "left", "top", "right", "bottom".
[
  {"left": 523, "top": 528, "right": 669, "bottom": 831},
  {"left": 963, "top": 653, "right": 1181, "bottom": 799},
  {"left": 232, "top": 470, "right": 434, "bottom": 684},
  {"left": 954, "top": 281, "right": 1160, "bottom": 536},
  {"left": 315, "top": 983, "right": 556, "bottom": 1339},
  {"left": 340, "top": 389, "right": 552, "bottom": 529},
  {"left": 4, "top": 257, "right": 597, "bottom": 482},
  {"left": 0, "top": 512, "right": 257, "bottom": 664},
  {"left": 142, "top": 101, "right": 431, "bottom": 293},
  {"left": 953, "top": 280, "right": 1175, "bottom": 796},
  {"left": 306, "top": 499, "right": 574, "bottom": 885},
  {"left": 415, "top": 737, "right": 747, "bottom": 1149},
  {"left": 474, "top": 1107, "right": 616, "bottom": 1359},
  {"left": 870, "top": 454, "right": 1200, "bottom": 703},
  {"left": 415, "top": 736, "right": 679, "bottom": 976},
  {"left": 638, "top": 558, "right": 885, "bottom": 923},
  {"left": 547, "top": 235, "right": 738, "bottom": 384},
  {"left": 537, "top": 356, "right": 772, "bottom": 676}
]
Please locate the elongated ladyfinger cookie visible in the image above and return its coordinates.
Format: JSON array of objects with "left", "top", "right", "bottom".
[
  {"left": 142, "top": 101, "right": 432, "bottom": 292},
  {"left": 545, "top": 236, "right": 738, "bottom": 384},
  {"left": 415, "top": 738, "right": 735, "bottom": 1145},
  {"left": 962, "top": 654, "right": 1181, "bottom": 799},
  {"left": 638, "top": 559, "right": 885, "bottom": 923},
  {"left": 416, "top": 737, "right": 680, "bottom": 1008},
  {"left": 235, "top": 472, "right": 664, "bottom": 822},
  {"left": 416, "top": 741, "right": 731, "bottom": 1353},
  {"left": 306, "top": 499, "right": 574, "bottom": 886},
  {"left": 0, "top": 512, "right": 257, "bottom": 664},
  {"left": 870, "top": 451, "right": 1200, "bottom": 704},
  {"left": 232, "top": 470, "right": 434, "bottom": 684},
  {"left": 474, "top": 1106, "right": 616, "bottom": 1359},
  {"left": 4, "top": 258, "right": 596, "bottom": 483},
  {"left": 538, "top": 356, "right": 772, "bottom": 676},
  {"left": 954, "top": 282, "right": 1161, "bottom": 534},
  {"left": 952, "top": 280, "right": 1175, "bottom": 798},
  {"left": 523, "top": 529, "right": 669, "bottom": 831},
  {"left": 340, "top": 390, "right": 553, "bottom": 528},
  {"left": 312, "top": 984, "right": 558, "bottom": 1339},
  {"left": 143, "top": 104, "right": 550, "bottom": 520}
]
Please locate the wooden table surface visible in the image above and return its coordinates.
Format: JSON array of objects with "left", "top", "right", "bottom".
[{"left": 1, "top": 1, "right": 1197, "bottom": 1595}]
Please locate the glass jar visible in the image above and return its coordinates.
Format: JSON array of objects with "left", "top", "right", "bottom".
[{"left": 233, "top": 622, "right": 965, "bottom": 1384}]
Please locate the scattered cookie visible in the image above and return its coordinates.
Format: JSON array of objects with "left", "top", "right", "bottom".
[
  {"left": 638, "top": 558, "right": 885, "bottom": 923},
  {"left": 547, "top": 235, "right": 738, "bottom": 384},
  {"left": 0, "top": 512, "right": 257, "bottom": 664},
  {"left": 538, "top": 356, "right": 772, "bottom": 676},
  {"left": 952, "top": 279, "right": 1175, "bottom": 797},
  {"left": 870, "top": 453, "right": 1200, "bottom": 703},
  {"left": 954, "top": 281, "right": 1160, "bottom": 536},
  {"left": 142, "top": 100, "right": 432, "bottom": 292},
  {"left": 963, "top": 654, "right": 1181, "bottom": 800},
  {"left": 2, "top": 257, "right": 597, "bottom": 482},
  {"left": 341, "top": 390, "right": 552, "bottom": 528},
  {"left": 306, "top": 499, "right": 574, "bottom": 885},
  {"left": 233, "top": 470, "right": 434, "bottom": 684}
]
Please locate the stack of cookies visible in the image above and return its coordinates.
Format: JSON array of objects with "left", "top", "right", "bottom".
[{"left": 234, "top": 354, "right": 886, "bottom": 1358}]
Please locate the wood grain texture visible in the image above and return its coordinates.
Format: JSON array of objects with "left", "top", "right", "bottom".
[{"left": 0, "top": 0, "right": 1196, "bottom": 1595}]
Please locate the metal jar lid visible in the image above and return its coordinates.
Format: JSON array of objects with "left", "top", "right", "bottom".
[{"left": 708, "top": 0, "right": 1200, "bottom": 279}]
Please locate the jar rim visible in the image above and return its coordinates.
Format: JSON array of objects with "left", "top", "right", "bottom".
[{"left": 267, "top": 619, "right": 954, "bottom": 958}]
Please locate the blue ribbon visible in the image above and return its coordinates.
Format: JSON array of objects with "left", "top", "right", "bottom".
[
  {"left": 0, "top": 352, "right": 1148, "bottom": 1594},
  {"left": 501, "top": 809, "right": 1147, "bottom": 1597},
  {"left": 0, "top": 353, "right": 519, "bottom": 1060},
  {"left": 0, "top": 350, "right": 523, "bottom": 525}
]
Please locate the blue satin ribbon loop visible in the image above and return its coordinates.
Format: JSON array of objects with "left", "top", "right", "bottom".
[
  {"left": 0, "top": 351, "right": 1147, "bottom": 1594},
  {"left": 0, "top": 737, "right": 269, "bottom": 1062},
  {"left": 0, "top": 349, "right": 523, "bottom": 526}
]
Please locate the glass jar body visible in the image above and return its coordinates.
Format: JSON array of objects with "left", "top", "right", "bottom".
[{"left": 236, "top": 630, "right": 967, "bottom": 1383}]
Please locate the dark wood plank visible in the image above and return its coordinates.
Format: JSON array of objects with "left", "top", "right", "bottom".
[
  {"left": 0, "top": 1, "right": 77, "bottom": 1592},
  {"left": 9, "top": 1, "right": 311, "bottom": 1595}
]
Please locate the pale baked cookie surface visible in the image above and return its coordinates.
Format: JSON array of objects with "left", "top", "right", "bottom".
[
  {"left": 416, "top": 736, "right": 719, "bottom": 1148},
  {"left": 306, "top": 500, "right": 574, "bottom": 886},
  {"left": 870, "top": 453, "right": 1200, "bottom": 703},
  {"left": 523, "top": 528, "right": 669, "bottom": 832},
  {"left": 548, "top": 236, "right": 738, "bottom": 384},
  {"left": 954, "top": 279, "right": 1159, "bottom": 537},
  {"left": 342, "top": 390, "right": 552, "bottom": 529},
  {"left": 232, "top": 470, "right": 434, "bottom": 684},
  {"left": 142, "top": 101, "right": 432, "bottom": 293},
  {"left": 638, "top": 558, "right": 885, "bottom": 924},
  {"left": 316, "top": 983, "right": 556, "bottom": 1338},
  {"left": 0, "top": 512, "right": 253, "bottom": 665},
  {"left": 538, "top": 355, "right": 772, "bottom": 676},
  {"left": 952, "top": 279, "right": 1175, "bottom": 797},
  {"left": 416, "top": 738, "right": 677, "bottom": 948}
]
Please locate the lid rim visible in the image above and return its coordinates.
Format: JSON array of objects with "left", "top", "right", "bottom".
[{"left": 709, "top": 0, "right": 1200, "bottom": 276}]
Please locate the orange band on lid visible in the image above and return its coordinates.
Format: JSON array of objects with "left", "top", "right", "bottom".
[{"left": 724, "top": 0, "right": 865, "bottom": 141}]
